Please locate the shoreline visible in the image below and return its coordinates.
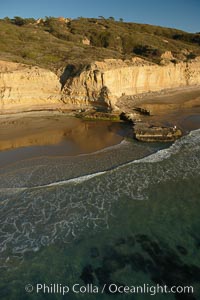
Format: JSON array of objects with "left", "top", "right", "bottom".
[
  {"left": 0, "top": 115, "right": 128, "bottom": 167},
  {"left": 117, "top": 85, "right": 200, "bottom": 112},
  {"left": 0, "top": 85, "right": 199, "bottom": 153},
  {"left": 117, "top": 85, "right": 200, "bottom": 134},
  {"left": 0, "top": 109, "right": 76, "bottom": 121},
  {"left": 0, "top": 85, "right": 200, "bottom": 117},
  {"left": 0, "top": 85, "right": 200, "bottom": 118}
]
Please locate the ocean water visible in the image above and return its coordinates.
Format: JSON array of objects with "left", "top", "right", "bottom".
[{"left": 0, "top": 129, "right": 200, "bottom": 299}]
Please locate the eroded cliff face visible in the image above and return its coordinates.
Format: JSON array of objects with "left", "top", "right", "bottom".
[
  {"left": 61, "top": 57, "right": 200, "bottom": 110},
  {"left": 1, "top": 57, "right": 200, "bottom": 113},
  {"left": 0, "top": 60, "right": 62, "bottom": 113}
]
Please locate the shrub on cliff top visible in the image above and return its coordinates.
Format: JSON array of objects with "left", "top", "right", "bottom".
[{"left": 0, "top": 17, "right": 199, "bottom": 71}]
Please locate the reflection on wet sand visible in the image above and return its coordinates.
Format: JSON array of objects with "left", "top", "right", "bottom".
[{"left": 0, "top": 113, "right": 126, "bottom": 166}]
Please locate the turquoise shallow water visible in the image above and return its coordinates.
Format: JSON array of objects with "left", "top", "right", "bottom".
[{"left": 0, "top": 129, "right": 200, "bottom": 299}]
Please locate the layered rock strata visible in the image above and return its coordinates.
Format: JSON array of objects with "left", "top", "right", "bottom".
[
  {"left": 1, "top": 56, "right": 200, "bottom": 113},
  {"left": 61, "top": 57, "right": 200, "bottom": 110},
  {"left": 0, "top": 60, "right": 62, "bottom": 113}
]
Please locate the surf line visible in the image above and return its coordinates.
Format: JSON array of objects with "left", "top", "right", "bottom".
[{"left": 1, "top": 171, "right": 107, "bottom": 192}]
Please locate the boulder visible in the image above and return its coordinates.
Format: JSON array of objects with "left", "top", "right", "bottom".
[
  {"left": 133, "top": 123, "right": 182, "bottom": 142},
  {"left": 120, "top": 108, "right": 150, "bottom": 123}
]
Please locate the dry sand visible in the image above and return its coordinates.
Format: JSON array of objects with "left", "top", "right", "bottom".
[{"left": 117, "top": 85, "right": 200, "bottom": 132}]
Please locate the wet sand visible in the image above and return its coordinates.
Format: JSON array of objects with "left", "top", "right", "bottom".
[
  {"left": 0, "top": 112, "right": 128, "bottom": 167},
  {"left": 0, "top": 86, "right": 200, "bottom": 166},
  {"left": 117, "top": 85, "right": 200, "bottom": 132}
]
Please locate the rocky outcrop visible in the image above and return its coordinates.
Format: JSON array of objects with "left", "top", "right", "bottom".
[
  {"left": 75, "top": 110, "right": 121, "bottom": 121},
  {"left": 119, "top": 111, "right": 183, "bottom": 142},
  {"left": 133, "top": 123, "right": 182, "bottom": 142},
  {"left": 61, "top": 57, "right": 200, "bottom": 110},
  {"left": 0, "top": 60, "right": 62, "bottom": 113}
]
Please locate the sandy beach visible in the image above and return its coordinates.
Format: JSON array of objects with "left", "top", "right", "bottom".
[
  {"left": 117, "top": 85, "right": 200, "bottom": 132},
  {"left": 0, "top": 85, "right": 200, "bottom": 160}
]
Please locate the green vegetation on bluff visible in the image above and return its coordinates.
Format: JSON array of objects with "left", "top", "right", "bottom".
[{"left": 0, "top": 16, "right": 199, "bottom": 71}]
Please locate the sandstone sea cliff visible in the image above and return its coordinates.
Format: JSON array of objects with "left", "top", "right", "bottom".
[
  {"left": 61, "top": 56, "right": 200, "bottom": 110},
  {"left": 1, "top": 55, "right": 200, "bottom": 113},
  {"left": 0, "top": 60, "right": 62, "bottom": 113}
]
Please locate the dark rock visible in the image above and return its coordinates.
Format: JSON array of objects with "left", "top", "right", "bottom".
[
  {"left": 120, "top": 111, "right": 142, "bottom": 123},
  {"left": 176, "top": 245, "right": 188, "bottom": 256},
  {"left": 76, "top": 110, "right": 121, "bottom": 121},
  {"left": 115, "top": 237, "right": 126, "bottom": 246},
  {"left": 120, "top": 107, "right": 150, "bottom": 123},
  {"left": 95, "top": 267, "right": 110, "bottom": 284},
  {"left": 133, "top": 107, "right": 150, "bottom": 115},
  {"left": 80, "top": 264, "right": 95, "bottom": 284},
  {"left": 90, "top": 247, "right": 100, "bottom": 258}
]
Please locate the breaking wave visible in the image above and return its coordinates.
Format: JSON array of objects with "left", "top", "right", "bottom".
[{"left": 0, "top": 129, "right": 200, "bottom": 268}]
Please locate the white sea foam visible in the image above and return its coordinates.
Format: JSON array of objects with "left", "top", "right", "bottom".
[
  {"left": 133, "top": 128, "right": 200, "bottom": 164},
  {"left": 1, "top": 129, "right": 200, "bottom": 268},
  {"left": 0, "top": 171, "right": 107, "bottom": 192},
  {"left": 95, "top": 128, "right": 200, "bottom": 176},
  {"left": 77, "top": 139, "right": 129, "bottom": 156},
  {"left": 34, "top": 171, "right": 107, "bottom": 189},
  {"left": 1, "top": 129, "right": 200, "bottom": 191}
]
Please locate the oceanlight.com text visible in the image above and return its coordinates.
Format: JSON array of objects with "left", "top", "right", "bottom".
[{"left": 25, "top": 283, "right": 194, "bottom": 296}]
